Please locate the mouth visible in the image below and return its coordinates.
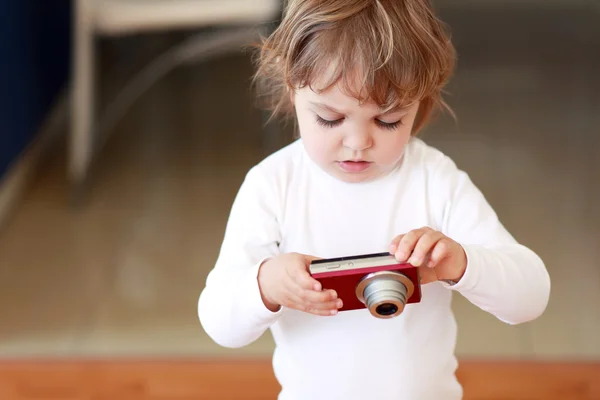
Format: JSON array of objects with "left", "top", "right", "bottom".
[{"left": 337, "top": 160, "right": 372, "bottom": 173}]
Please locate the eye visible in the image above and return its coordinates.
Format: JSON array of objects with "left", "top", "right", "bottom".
[
  {"left": 376, "top": 119, "right": 402, "bottom": 131},
  {"left": 315, "top": 115, "right": 343, "bottom": 128}
]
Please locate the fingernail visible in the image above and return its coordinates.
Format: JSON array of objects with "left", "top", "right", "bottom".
[
  {"left": 336, "top": 300, "right": 343, "bottom": 308},
  {"left": 396, "top": 252, "right": 405, "bottom": 260},
  {"left": 330, "top": 309, "right": 338, "bottom": 315},
  {"left": 409, "top": 256, "right": 420, "bottom": 266},
  {"left": 314, "top": 283, "right": 321, "bottom": 291}
]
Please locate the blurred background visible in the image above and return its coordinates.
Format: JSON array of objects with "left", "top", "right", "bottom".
[{"left": 0, "top": 0, "right": 599, "bottom": 398}]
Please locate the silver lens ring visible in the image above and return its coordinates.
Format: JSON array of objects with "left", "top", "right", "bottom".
[{"left": 355, "top": 271, "right": 415, "bottom": 318}]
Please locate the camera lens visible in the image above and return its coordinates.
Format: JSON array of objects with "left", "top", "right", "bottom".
[
  {"left": 355, "top": 271, "right": 415, "bottom": 319},
  {"left": 363, "top": 279, "right": 407, "bottom": 318},
  {"left": 376, "top": 303, "right": 398, "bottom": 316}
]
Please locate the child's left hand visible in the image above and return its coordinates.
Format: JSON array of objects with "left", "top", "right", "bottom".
[{"left": 389, "top": 227, "right": 467, "bottom": 285}]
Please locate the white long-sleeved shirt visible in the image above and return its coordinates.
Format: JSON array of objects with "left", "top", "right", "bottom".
[{"left": 198, "top": 137, "right": 550, "bottom": 400}]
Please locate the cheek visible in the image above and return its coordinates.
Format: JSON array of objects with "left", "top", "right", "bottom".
[
  {"left": 303, "top": 130, "right": 338, "bottom": 162},
  {"left": 295, "top": 109, "right": 337, "bottom": 161},
  {"left": 376, "top": 129, "right": 412, "bottom": 162}
]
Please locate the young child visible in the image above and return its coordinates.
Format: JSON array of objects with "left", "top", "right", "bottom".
[{"left": 198, "top": 1, "right": 551, "bottom": 399}]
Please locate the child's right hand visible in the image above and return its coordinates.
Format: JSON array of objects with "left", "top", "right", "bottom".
[{"left": 257, "top": 253, "right": 342, "bottom": 316}]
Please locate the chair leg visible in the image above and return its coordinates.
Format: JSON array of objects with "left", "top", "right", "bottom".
[{"left": 70, "top": 0, "right": 95, "bottom": 207}]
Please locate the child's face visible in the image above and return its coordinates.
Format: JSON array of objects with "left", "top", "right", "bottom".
[{"left": 293, "top": 83, "right": 419, "bottom": 184}]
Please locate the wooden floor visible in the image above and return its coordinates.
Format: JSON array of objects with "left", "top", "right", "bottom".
[{"left": 0, "top": 359, "right": 598, "bottom": 399}]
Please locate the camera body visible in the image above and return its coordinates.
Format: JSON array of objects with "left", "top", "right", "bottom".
[{"left": 309, "top": 252, "right": 421, "bottom": 319}]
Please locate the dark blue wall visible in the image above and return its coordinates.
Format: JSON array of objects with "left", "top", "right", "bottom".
[{"left": 0, "top": 1, "right": 71, "bottom": 178}]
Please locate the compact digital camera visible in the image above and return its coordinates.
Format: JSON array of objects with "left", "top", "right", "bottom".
[{"left": 309, "top": 252, "right": 422, "bottom": 319}]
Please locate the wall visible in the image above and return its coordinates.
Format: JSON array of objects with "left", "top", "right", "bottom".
[{"left": 0, "top": 1, "right": 71, "bottom": 178}]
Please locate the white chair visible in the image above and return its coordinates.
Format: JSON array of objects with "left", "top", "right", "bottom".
[{"left": 70, "top": 0, "right": 281, "bottom": 203}]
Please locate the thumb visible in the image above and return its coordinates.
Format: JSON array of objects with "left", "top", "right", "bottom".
[
  {"left": 418, "top": 267, "right": 438, "bottom": 285},
  {"left": 298, "top": 253, "right": 322, "bottom": 264}
]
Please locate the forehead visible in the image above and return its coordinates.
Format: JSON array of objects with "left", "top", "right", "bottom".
[
  {"left": 298, "top": 84, "right": 375, "bottom": 110},
  {"left": 296, "top": 84, "right": 417, "bottom": 116},
  {"left": 295, "top": 60, "right": 417, "bottom": 114}
]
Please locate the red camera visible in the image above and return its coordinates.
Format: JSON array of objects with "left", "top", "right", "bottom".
[{"left": 309, "top": 252, "right": 422, "bottom": 318}]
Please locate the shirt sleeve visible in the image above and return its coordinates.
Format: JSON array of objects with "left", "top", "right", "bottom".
[
  {"left": 431, "top": 152, "right": 551, "bottom": 325},
  {"left": 198, "top": 165, "right": 284, "bottom": 348}
]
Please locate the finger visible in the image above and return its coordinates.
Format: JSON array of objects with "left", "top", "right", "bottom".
[
  {"left": 426, "top": 237, "right": 452, "bottom": 268},
  {"left": 302, "top": 254, "right": 323, "bottom": 263},
  {"left": 301, "top": 254, "right": 325, "bottom": 291},
  {"left": 389, "top": 234, "right": 405, "bottom": 254},
  {"left": 293, "top": 284, "right": 339, "bottom": 304},
  {"left": 283, "top": 287, "right": 342, "bottom": 316},
  {"left": 288, "top": 262, "right": 322, "bottom": 291},
  {"left": 303, "top": 296, "right": 343, "bottom": 313},
  {"left": 281, "top": 273, "right": 338, "bottom": 303},
  {"left": 408, "top": 230, "right": 445, "bottom": 266},
  {"left": 394, "top": 228, "right": 428, "bottom": 262},
  {"left": 305, "top": 300, "right": 343, "bottom": 316}
]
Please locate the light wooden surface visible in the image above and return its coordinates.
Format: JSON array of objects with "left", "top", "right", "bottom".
[{"left": 0, "top": 359, "right": 598, "bottom": 399}]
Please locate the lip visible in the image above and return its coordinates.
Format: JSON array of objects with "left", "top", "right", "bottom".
[{"left": 337, "top": 160, "right": 372, "bottom": 173}]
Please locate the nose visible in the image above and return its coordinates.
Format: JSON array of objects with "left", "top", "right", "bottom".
[{"left": 343, "top": 130, "right": 373, "bottom": 152}]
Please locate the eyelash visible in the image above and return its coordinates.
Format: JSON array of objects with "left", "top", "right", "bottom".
[{"left": 315, "top": 116, "right": 401, "bottom": 131}]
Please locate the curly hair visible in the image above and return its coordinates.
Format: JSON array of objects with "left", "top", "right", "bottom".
[{"left": 252, "top": 0, "right": 456, "bottom": 134}]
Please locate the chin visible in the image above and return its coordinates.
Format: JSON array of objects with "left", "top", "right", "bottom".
[{"left": 330, "top": 169, "right": 380, "bottom": 184}]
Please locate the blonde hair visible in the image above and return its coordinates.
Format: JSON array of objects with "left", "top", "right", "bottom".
[{"left": 253, "top": 0, "right": 456, "bottom": 134}]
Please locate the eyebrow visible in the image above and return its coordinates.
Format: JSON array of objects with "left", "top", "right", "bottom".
[
  {"left": 309, "top": 101, "right": 345, "bottom": 114},
  {"left": 309, "top": 101, "right": 412, "bottom": 116}
]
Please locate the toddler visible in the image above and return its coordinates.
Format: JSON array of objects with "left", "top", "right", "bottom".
[{"left": 198, "top": 1, "right": 551, "bottom": 399}]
